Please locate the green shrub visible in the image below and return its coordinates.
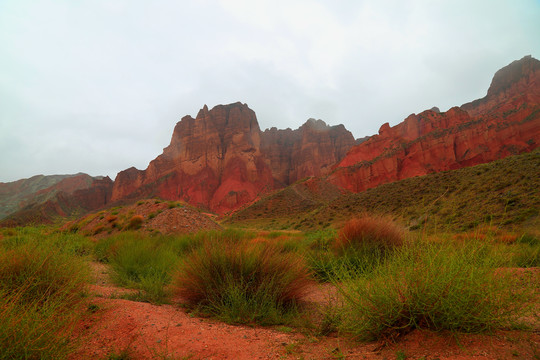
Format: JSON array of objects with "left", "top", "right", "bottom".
[
  {"left": 307, "top": 217, "right": 404, "bottom": 282},
  {"left": 307, "top": 251, "right": 337, "bottom": 282},
  {"left": 0, "top": 237, "right": 89, "bottom": 359},
  {"left": 509, "top": 241, "right": 540, "bottom": 268},
  {"left": 335, "top": 238, "right": 533, "bottom": 341},
  {"left": 105, "top": 234, "right": 179, "bottom": 304},
  {"left": 173, "top": 238, "right": 312, "bottom": 325},
  {"left": 304, "top": 229, "right": 336, "bottom": 251},
  {"left": 0, "top": 242, "right": 89, "bottom": 303}
]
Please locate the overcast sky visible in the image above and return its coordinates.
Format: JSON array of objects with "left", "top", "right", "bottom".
[{"left": 1, "top": 0, "right": 539, "bottom": 183}]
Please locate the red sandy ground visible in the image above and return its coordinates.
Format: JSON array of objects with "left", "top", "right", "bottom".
[{"left": 70, "top": 263, "right": 539, "bottom": 360}]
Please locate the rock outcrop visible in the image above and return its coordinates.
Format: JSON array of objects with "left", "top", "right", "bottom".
[
  {"left": 329, "top": 55, "right": 540, "bottom": 192},
  {"left": 112, "top": 103, "right": 275, "bottom": 213},
  {"left": 111, "top": 103, "right": 355, "bottom": 213},
  {"left": 261, "top": 119, "right": 355, "bottom": 186}
]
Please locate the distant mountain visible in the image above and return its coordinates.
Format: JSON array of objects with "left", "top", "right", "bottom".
[
  {"left": 111, "top": 103, "right": 356, "bottom": 214},
  {"left": 328, "top": 55, "right": 540, "bottom": 192},
  {"left": 0, "top": 173, "right": 113, "bottom": 226},
  {"left": 2, "top": 56, "right": 538, "bottom": 226},
  {"left": 0, "top": 174, "right": 77, "bottom": 219}
]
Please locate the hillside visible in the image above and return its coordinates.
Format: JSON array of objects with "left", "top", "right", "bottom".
[
  {"left": 227, "top": 148, "right": 540, "bottom": 232},
  {"left": 329, "top": 55, "right": 540, "bottom": 193},
  {"left": 0, "top": 174, "right": 113, "bottom": 226},
  {"left": 0, "top": 173, "right": 83, "bottom": 219}
]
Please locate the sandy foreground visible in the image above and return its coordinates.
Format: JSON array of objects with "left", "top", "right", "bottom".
[{"left": 70, "top": 262, "right": 539, "bottom": 360}]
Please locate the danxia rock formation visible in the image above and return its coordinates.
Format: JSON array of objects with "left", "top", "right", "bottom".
[
  {"left": 2, "top": 56, "right": 539, "bottom": 223},
  {"left": 328, "top": 55, "right": 540, "bottom": 192},
  {"left": 261, "top": 119, "right": 356, "bottom": 186},
  {"left": 111, "top": 103, "right": 355, "bottom": 213}
]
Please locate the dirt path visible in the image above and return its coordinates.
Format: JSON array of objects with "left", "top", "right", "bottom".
[{"left": 71, "top": 263, "right": 540, "bottom": 360}]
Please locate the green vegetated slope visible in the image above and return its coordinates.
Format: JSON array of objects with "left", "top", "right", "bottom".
[{"left": 227, "top": 148, "right": 540, "bottom": 232}]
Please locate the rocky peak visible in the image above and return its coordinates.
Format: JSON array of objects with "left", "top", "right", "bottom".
[
  {"left": 303, "top": 118, "right": 330, "bottom": 131},
  {"left": 112, "top": 102, "right": 271, "bottom": 213},
  {"left": 486, "top": 55, "right": 539, "bottom": 97},
  {"left": 111, "top": 103, "right": 357, "bottom": 213},
  {"left": 330, "top": 56, "right": 540, "bottom": 193},
  {"left": 462, "top": 55, "right": 540, "bottom": 116},
  {"left": 261, "top": 118, "right": 355, "bottom": 186}
]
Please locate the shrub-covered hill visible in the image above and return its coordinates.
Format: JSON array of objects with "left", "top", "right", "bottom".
[{"left": 226, "top": 148, "right": 539, "bottom": 232}]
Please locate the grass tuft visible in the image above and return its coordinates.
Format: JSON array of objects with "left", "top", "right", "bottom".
[
  {"left": 97, "top": 233, "right": 178, "bottom": 304},
  {"left": 173, "top": 237, "right": 312, "bottom": 325},
  {"left": 127, "top": 215, "right": 144, "bottom": 230},
  {"left": 335, "top": 215, "right": 405, "bottom": 253},
  {"left": 0, "top": 234, "right": 89, "bottom": 359},
  {"left": 335, "top": 238, "right": 534, "bottom": 342}
]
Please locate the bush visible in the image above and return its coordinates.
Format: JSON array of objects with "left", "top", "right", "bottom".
[
  {"left": 0, "top": 237, "right": 89, "bottom": 359},
  {"left": 0, "top": 243, "right": 88, "bottom": 303},
  {"left": 173, "top": 238, "right": 312, "bottom": 325},
  {"left": 335, "top": 215, "right": 405, "bottom": 254},
  {"left": 336, "top": 238, "right": 533, "bottom": 341},
  {"left": 126, "top": 215, "right": 144, "bottom": 230},
  {"left": 101, "top": 233, "right": 179, "bottom": 304},
  {"left": 106, "top": 215, "right": 118, "bottom": 223},
  {"left": 307, "top": 216, "right": 405, "bottom": 282}
]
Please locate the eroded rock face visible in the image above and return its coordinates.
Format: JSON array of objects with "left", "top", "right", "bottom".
[
  {"left": 261, "top": 119, "right": 355, "bottom": 186},
  {"left": 330, "top": 56, "right": 540, "bottom": 192},
  {"left": 111, "top": 104, "right": 355, "bottom": 213},
  {"left": 112, "top": 103, "right": 274, "bottom": 213}
]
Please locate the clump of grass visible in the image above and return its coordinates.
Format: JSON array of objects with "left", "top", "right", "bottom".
[
  {"left": 173, "top": 238, "right": 312, "bottom": 325},
  {"left": 336, "top": 238, "right": 533, "bottom": 342},
  {"left": 0, "top": 237, "right": 89, "bottom": 359},
  {"left": 335, "top": 215, "right": 405, "bottom": 254},
  {"left": 106, "top": 215, "right": 118, "bottom": 223},
  {"left": 93, "top": 225, "right": 105, "bottom": 235},
  {"left": 0, "top": 243, "right": 88, "bottom": 303},
  {"left": 97, "top": 233, "right": 178, "bottom": 304},
  {"left": 508, "top": 233, "right": 540, "bottom": 267},
  {"left": 126, "top": 215, "right": 144, "bottom": 230},
  {"left": 308, "top": 216, "right": 405, "bottom": 282},
  {"left": 304, "top": 229, "right": 336, "bottom": 251}
]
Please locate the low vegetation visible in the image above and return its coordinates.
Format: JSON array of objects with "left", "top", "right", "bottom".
[
  {"left": 0, "top": 209, "right": 538, "bottom": 357},
  {"left": 173, "top": 234, "right": 312, "bottom": 325},
  {"left": 334, "top": 215, "right": 405, "bottom": 252},
  {"left": 335, "top": 237, "right": 535, "bottom": 341},
  {"left": 227, "top": 149, "right": 540, "bottom": 232},
  {"left": 0, "top": 229, "right": 90, "bottom": 359}
]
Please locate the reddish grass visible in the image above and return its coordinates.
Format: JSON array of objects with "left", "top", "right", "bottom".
[
  {"left": 335, "top": 214, "right": 405, "bottom": 253},
  {"left": 106, "top": 215, "right": 118, "bottom": 223},
  {"left": 127, "top": 215, "right": 144, "bottom": 230}
]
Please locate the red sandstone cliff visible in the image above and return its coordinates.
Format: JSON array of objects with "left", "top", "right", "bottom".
[
  {"left": 111, "top": 103, "right": 355, "bottom": 213},
  {"left": 261, "top": 119, "right": 355, "bottom": 186},
  {"left": 329, "top": 55, "right": 540, "bottom": 192},
  {"left": 112, "top": 103, "right": 275, "bottom": 213}
]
